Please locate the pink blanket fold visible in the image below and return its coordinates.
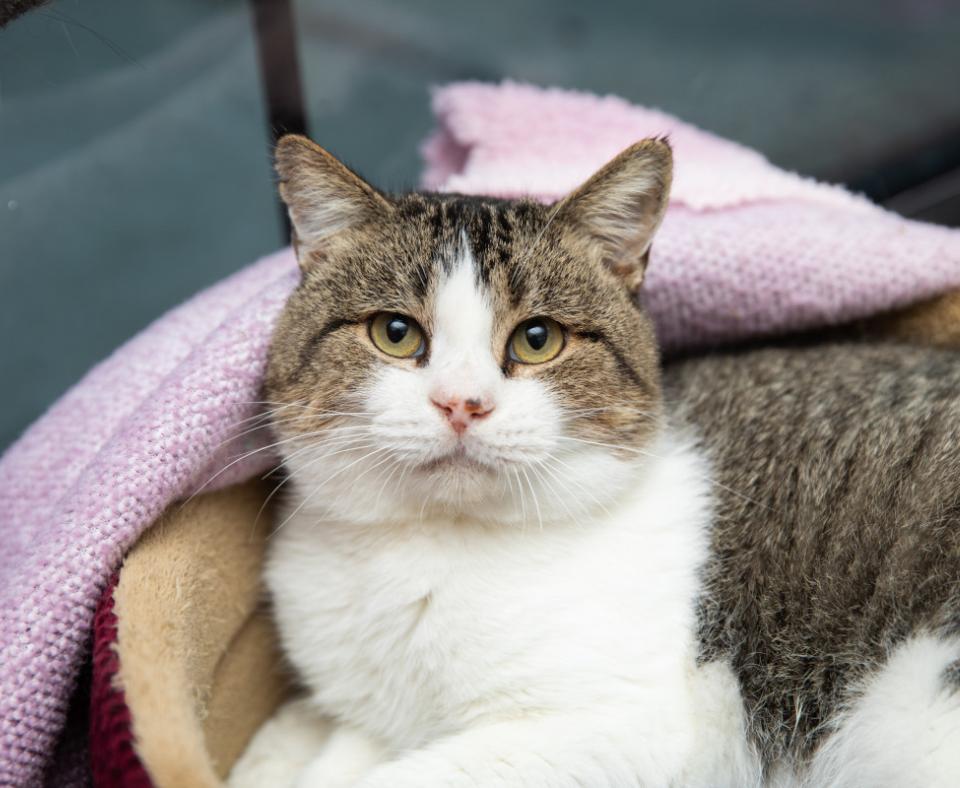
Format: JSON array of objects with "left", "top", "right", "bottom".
[
  {"left": 423, "top": 82, "right": 960, "bottom": 353},
  {"left": 1, "top": 80, "right": 959, "bottom": 786}
]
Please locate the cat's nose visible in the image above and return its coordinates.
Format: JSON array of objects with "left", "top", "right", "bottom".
[{"left": 430, "top": 395, "right": 495, "bottom": 434}]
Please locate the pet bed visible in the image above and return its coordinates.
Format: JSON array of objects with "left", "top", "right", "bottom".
[{"left": 1, "top": 81, "right": 959, "bottom": 786}]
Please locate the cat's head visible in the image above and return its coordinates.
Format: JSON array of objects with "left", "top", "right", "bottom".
[{"left": 264, "top": 135, "right": 672, "bottom": 526}]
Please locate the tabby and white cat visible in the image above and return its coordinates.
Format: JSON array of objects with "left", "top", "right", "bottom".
[{"left": 230, "top": 135, "right": 960, "bottom": 787}]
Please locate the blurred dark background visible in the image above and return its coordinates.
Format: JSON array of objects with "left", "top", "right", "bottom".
[{"left": 2, "top": 0, "right": 959, "bottom": 451}]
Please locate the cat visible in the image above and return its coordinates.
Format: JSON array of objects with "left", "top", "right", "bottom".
[{"left": 229, "top": 134, "right": 960, "bottom": 788}]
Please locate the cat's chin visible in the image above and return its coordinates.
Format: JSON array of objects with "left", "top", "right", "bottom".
[
  {"left": 413, "top": 456, "right": 500, "bottom": 508},
  {"left": 416, "top": 447, "right": 493, "bottom": 476}
]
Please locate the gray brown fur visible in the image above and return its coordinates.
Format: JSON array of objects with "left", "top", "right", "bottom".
[
  {"left": 266, "top": 136, "right": 669, "bottom": 453},
  {"left": 265, "top": 135, "right": 960, "bottom": 775},
  {"left": 666, "top": 341, "right": 960, "bottom": 767}
]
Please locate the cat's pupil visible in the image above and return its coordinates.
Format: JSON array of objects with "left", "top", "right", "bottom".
[
  {"left": 526, "top": 322, "right": 548, "bottom": 351},
  {"left": 386, "top": 317, "right": 409, "bottom": 344}
]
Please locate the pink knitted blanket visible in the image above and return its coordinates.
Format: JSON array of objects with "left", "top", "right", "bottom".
[{"left": 2, "top": 81, "right": 959, "bottom": 785}]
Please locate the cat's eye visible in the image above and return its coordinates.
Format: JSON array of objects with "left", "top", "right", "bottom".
[
  {"left": 509, "top": 317, "right": 565, "bottom": 365},
  {"left": 368, "top": 312, "right": 426, "bottom": 359}
]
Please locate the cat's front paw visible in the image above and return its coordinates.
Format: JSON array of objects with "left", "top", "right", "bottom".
[
  {"left": 294, "top": 769, "right": 360, "bottom": 788},
  {"left": 293, "top": 726, "right": 386, "bottom": 788},
  {"left": 353, "top": 755, "right": 472, "bottom": 788},
  {"left": 294, "top": 762, "right": 364, "bottom": 788},
  {"left": 228, "top": 699, "right": 333, "bottom": 788}
]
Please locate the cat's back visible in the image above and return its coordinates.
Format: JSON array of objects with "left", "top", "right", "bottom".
[
  {"left": 664, "top": 341, "right": 960, "bottom": 766},
  {"left": 665, "top": 341, "right": 960, "bottom": 533}
]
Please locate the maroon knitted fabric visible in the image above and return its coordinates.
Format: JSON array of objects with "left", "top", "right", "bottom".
[{"left": 88, "top": 575, "right": 152, "bottom": 788}]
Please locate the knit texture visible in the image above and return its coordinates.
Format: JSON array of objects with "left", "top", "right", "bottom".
[
  {"left": 422, "top": 81, "right": 960, "bottom": 353},
  {"left": 0, "top": 250, "right": 299, "bottom": 787},
  {"left": 89, "top": 576, "right": 151, "bottom": 788},
  {"left": 1, "top": 81, "right": 959, "bottom": 786}
]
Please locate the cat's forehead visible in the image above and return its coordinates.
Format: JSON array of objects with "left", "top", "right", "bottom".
[
  {"left": 393, "top": 192, "right": 544, "bottom": 288},
  {"left": 313, "top": 191, "right": 617, "bottom": 329}
]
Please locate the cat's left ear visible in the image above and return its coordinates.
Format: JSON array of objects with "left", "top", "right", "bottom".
[
  {"left": 552, "top": 139, "right": 672, "bottom": 294},
  {"left": 275, "top": 135, "right": 394, "bottom": 268}
]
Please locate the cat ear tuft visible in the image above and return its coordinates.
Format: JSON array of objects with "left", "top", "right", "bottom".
[
  {"left": 554, "top": 139, "right": 673, "bottom": 294},
  {"left": 274, "top": 135, "right": 393, "bottom": 266}
]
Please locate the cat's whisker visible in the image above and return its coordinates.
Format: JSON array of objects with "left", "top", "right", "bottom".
[
  {"left": 221, "top": 409, "right": 284, "bottom": 434},
  {"left": 372, "top": 457, "right": 406, "bottom": 514},
  {"left": 214, "top": 405, "right": 311, "bottom": 448},
  {"left": 252, "top": 438, "right": 383, "bottom": 537},
  {"left": 526, "top": 459, "right": 584, "bottom": 530},
  {"left": 557, "top": 435, "right": 776, "bottom": 513},
  {"left": 418, "top": 484, "right": 432, "bottom": 523},
  {"left": 259, "top": 432, "right": 376, "bottom": 481},
  {"left": 347, "top": 450, "right": 398, "bottom": 488},
  {"left": 223, "top": 399, "right": 307, "bottom": 427},
  {"left": 562, "top": 405, "right": 657, "bottom": 418},
  {"left": 557, "top": 436, "right": 650, "bottom": 456},
  {"left": 277, "top": 443, "right": 381, "bottom": 506},
  {"left": 518, "top": 465, "right": 544, "bottom": 531},
  {"left": 280, "top": 425, "right": 373, "bottom": 446},
  {"left": 269, "top": 446, "right": 391, "bottom": 538},
  {"left": 250, "top": 471, "right": 289, "bottom": 542},
  {"left": 511, "top": 466, "right": 528, "bottom": 526},
  {"left": 265, "top": 426, "right": 375, "bottom": 461},
  {"left": 223, "top": 411, "right": 330, "bottom": 446},
  {"left": 283, "top": 424, "right": 372, "bottom": 446},
  {"left": 539, "top": 469, "right": 590, "bottom": 523},
  {"left": 386, "top": 459, "right": 413, "bottom": 516},
  {"left": 190, "top": 420, "right": 378, "bottom": 512},
  {"left": 181, "top": 429, "right": 336, "bottom": 510},
  {"left": 500, "top": 464, "right": 517, "bottom": 518},
  {"left": 219, "top": 403, "right": 372, "bottom": 445},
  {"left": 212, "top": 405, "right": 369, "bottom": 460},
  {"left": 535, "top": 454, "right": 603, "bottom": 524},
  {"left": 231, "top": 399, "right": 370, "bottom": 428},
  {"left": 318, "top": 450, "right": 400, "bottom": 523},
  {"left": 539, "top": 451, "right": 615, "bottom": 520},
  {"left": 236, "top": 400, "right": 375, "bottom": 419}
]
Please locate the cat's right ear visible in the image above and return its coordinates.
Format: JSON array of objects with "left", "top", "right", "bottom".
[
  {"left": 274, "top": 135, "right": 393, "bottom": 269},
  {"left": 551, "top": 139, "right": 672, "bottom": 295}
]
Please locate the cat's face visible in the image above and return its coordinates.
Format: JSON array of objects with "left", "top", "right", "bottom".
[{"left": 264, "top": 136, "right": 672, "bottom": 525}]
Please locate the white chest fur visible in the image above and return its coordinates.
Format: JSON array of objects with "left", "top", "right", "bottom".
[{"left": 266, "top": 434, "right": 712, "bottom": 755}]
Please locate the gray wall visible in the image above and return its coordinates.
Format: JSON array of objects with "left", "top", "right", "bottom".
[{"left": 2, "top": 0, "right": 959, "bottom": 450}]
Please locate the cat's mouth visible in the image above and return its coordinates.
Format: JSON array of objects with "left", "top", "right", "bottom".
[{"left": 417, "top": 446, "right": 492, "bottom": 475}]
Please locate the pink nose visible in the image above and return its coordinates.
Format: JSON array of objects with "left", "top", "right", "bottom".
[{"left": 431, "top": 395, "right": 495, "bottom": 434}]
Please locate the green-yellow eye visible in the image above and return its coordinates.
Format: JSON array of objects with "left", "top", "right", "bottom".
[
  {"left": 509, "top": 317, "right": 565, "bottom": 365},
  {"left": 369, "top": 312, "right": 425, "bottom": 359}
]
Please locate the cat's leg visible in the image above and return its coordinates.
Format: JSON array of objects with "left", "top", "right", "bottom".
[
  {"left": 803, "top": 634, "right": 960, "bottom": 788},
  {"left": 683, "top": 660, "right": 763, "bottom": 787},
  {"left": 293, "top": 725, "right": 387, "bottom": 788},
  {"left": 228, "top": 697, "right": 333, "bottom": 788},
  {"left": 349, "top": 708, "right": 696, "bottom": 788}
]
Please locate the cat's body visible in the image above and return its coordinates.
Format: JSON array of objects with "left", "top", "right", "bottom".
[
  {"left": 230, "top": 136, "right": 960, "bottom": 787},
  {"left": 673, "top": 341, "right": 960, "bottom": 781},
  {"left": 266, "top": 431, "right": 716, "bottom": 786}
]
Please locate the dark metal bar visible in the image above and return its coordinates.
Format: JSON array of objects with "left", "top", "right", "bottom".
[{"left": 250, "top": 0, "right": 308, "bottom": 237}]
